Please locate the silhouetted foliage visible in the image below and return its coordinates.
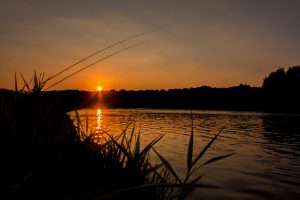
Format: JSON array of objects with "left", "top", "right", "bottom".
[
  {"left": 98, "top": 84, "right": 263, "bottom": 111},
  {"left": 286, "top": 66, "right": 300, "bottom": 91},
  {"left": 263, "top": 66, "right": 300, "bottom": 91},
  {"left": 262, "top": 66, "right": 300, "bottom": 112},
  {"left": 0, "top": 90, "right": 229, "bottom": 199},
  {"left": 262, "top": 68, "right": 287, "bottom": 92}
]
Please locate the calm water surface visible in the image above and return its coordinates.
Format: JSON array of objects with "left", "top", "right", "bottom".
[{"left": 70, "top": 109, "right": 300, "bottom": 200}]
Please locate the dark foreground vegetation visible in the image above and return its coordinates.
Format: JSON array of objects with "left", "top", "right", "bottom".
[
  {"left": 0, "top": 66, "right": 299, "bottom": 199},
  {"left": 0, "top": 73, "right": 231, "bottom": 199},
  {"left": 1, "top": 32, "right": 298, "bottom": 198}
]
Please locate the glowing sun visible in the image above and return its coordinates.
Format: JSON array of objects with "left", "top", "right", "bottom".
[{"left": 97, "top": 86, "right": 103, "bottom": 91}]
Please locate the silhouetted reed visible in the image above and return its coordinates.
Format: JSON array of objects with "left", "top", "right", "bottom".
[
  {"left": 45, "top": 40, "right": 148, "bottom": 90},
  {"left": 0, "top": 36, "right": 232, "bottom": 199},
  {"left": 47, "top": 33, "right": 144, "bottom": 83},
  {"left": 1, "top": 76, "right": 232, "bottom": 199}
]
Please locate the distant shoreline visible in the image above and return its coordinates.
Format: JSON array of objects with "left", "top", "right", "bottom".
[{"left": 1, "top": 84, "right": 299, "bottom": 114}]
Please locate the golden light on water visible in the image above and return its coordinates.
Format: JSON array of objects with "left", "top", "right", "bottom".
[{"left": 96, "top": 108, "right": 102, "bottom": 132}]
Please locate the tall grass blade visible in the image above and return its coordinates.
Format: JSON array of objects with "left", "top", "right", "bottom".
[
  {"left": 192, "top": 128, "right": 224, "bottom": 166},
  {"left": 20, "top": 73, "right": 31, "bottom": 91},
  {"left": 86, "top": 111, "right": 88, "bottom": 135},
  {"left": 74, "top": 109, "right": 84, "bottom": 137},
  {"left": 33, "top": 70, "right": 38, "bottom": 90},
  {"left": 44, "top": 40, "right": 149, "bottom": 90},
  {"left": 111, "top": 140, "right": 131, "bottom": 161},
  {"left": 14, "top": 72, "right": 18, "bottom": 92},
  {"left": 46, "top": 33, "right": 145, "bottom": 82},
  {"left": 133, "top": 131, "right": 140, "bottom": 160},
  {"left": 126, "top": 125, "right": 136, "bottom": 152},
  {"left": 119, "top": 125, "right": 136, "bottom": 165},
  {"left": 148, "top": 164, "right": 167, "bottom": 183},
  {"left": 201, "top": 153, "right": 234, "bottom": 167},
  {"left": 187, "top": 117, "right": 194, "bottom": 171},
  {"left": 189, "top": 173, "right": 205, "bottom": 184},
  {"left": 152, "top": 148, "right": 182, "bottom": 184},
  {"left": 116, "top": 122, "right": 132, "bottom": 159},
  {"left": 114, "top": 120, "right": 132, "bottom": 141},
  {"left": 140, "top": 134, "right": 164, "bottom": 158}
]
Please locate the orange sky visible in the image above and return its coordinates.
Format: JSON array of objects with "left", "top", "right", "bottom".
[{"left": 1, "top": 1, "right": 300, "bottom": 91}]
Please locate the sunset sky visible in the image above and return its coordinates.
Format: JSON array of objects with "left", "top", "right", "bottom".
[{"left": 1, "top": 0, "right": 300, "bottom": 91}]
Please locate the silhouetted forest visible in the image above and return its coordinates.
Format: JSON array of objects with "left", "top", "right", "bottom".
[
  {"left": 262, "top": 66, "right": 300, "bottom": 112},
  {"left": 1, "top": 66, "right": 300, "bottom": 113},
  {"left": 100, "top": 84, "right": 263, "bottom": 111}
]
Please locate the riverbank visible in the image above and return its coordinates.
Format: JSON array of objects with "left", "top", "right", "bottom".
[{"left": 2, "top": 83, "right": 299, "bottom": 114}]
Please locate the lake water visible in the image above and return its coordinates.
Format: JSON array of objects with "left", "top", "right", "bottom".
[{"left": 69, "top": 109, "right": 300, "bottom": 199}]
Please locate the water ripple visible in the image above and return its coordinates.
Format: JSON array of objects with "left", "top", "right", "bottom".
[{"left": 69, "top": 108, "right": 300, "bottom": 200}]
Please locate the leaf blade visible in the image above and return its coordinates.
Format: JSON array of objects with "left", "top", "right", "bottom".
[
  {"left": 187, "top": 116, "right": 194, "bottom": 171},
  {"left": 202, "top": 153, "right": 234, "bottom": 167},
  {"left": 192, "top": 127, "right": 224, "bottom": 166},
  {"left": 152, "top": 148, "right": 182, "bottom": 184}
]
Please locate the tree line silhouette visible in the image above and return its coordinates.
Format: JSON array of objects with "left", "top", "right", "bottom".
[
  {"left": 1, "top": 66, "right": 300, "bottom": 113},
  {"left": 262, "top": 66, "right": 300, "bottom": 112},
  {"left": 263, "top": 66, "right": 300, "bottom": 92},
  {"left": 98, "top": 65, "right": 300, "bottom": 112}
]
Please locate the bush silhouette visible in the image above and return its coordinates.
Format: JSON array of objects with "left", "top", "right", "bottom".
[
  {"left": 263, "top": 66, "right": 300, "bottom": 92},
  {"left": 262, "top": 66, "right": 300, "bottom": 112},
  {"left": 262, "top": 68, "right": 286, "bottom": 92}
]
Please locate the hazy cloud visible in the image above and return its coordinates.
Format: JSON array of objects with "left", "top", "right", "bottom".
[{"left": 1, "top": 0, "right": 300, "bottom": 89}]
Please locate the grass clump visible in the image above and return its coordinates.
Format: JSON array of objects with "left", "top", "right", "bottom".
[
  {"left": 72, "top": 113, "right": 233, "bottom": 200},
  {"left": 0, "top": 72, "right": 233, "bottom": 199}
]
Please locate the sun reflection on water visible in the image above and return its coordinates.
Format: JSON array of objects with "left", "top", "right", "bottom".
[
  {"left": 96, "top": 108, "right": 102, "bottom": 133},
  {"left": 95, "top": 108, "right": 106, "bottom": 143}
]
